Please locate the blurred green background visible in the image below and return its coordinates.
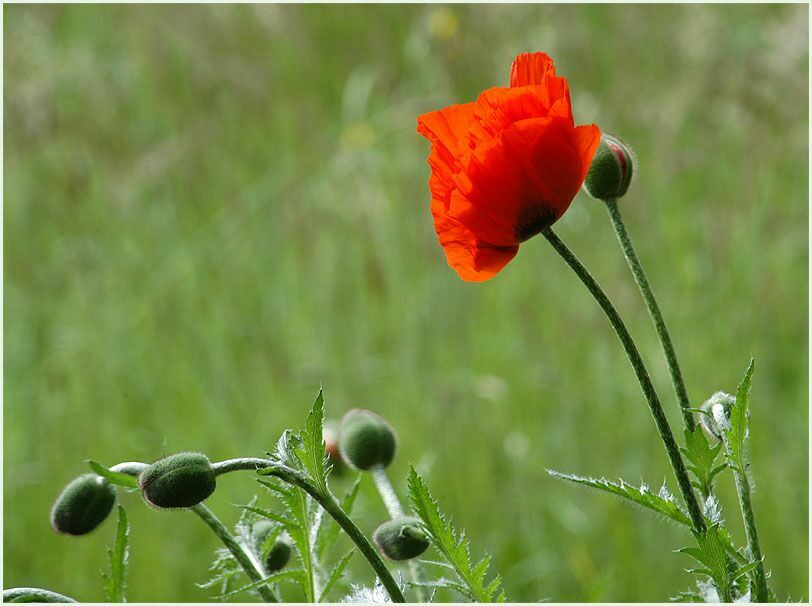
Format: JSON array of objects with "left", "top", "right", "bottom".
[{"left": 4, "top": 4, "right": 808, "bottom": 602}]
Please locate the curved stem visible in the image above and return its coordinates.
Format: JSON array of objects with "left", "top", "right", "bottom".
[
  {"left": 3, "top": 588, "right": 77, "bottom": 603},
  {"left": 731, "top": 470, "right": 768, "bottom": 601},
  {"left": 108, "top": 461, "right": 276, "bottom": 602},
  {"left": 542, "top": 227, "right": 705, "bottom": 533},
  {"left": 216, "top": 459, "right": 407, "bottom": 603},
  {"left": 191, "top": 504, "right": 278, "bottom": 603},
  {"left": 603, "top": 199, "right": 695, "bottom": 431}
]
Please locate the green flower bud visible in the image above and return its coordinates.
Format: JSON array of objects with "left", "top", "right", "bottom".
[
  {"left": 50, "top": 474, "right": 116, "bottom": 536},
  {"left": 252, "top": 521, "right": 292, "bottom": 573},
  {"left": 699, "top": 391, "right": 736, "bottom": 440},
  {"left": 338, "top": 409, "right": 397, "bottom": 471},
  {"left": 583, "top": 133, "right": 635, "bottom": 201},
  {"left": 138, "top": 452, "right": 216, "bottom": 509},
  {"left": 373, "top": 516, "right": 430, "bottom": 561}
]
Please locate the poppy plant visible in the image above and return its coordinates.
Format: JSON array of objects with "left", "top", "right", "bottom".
[{"left": 417, "top": 52, "right": 601, "bottom": 281}]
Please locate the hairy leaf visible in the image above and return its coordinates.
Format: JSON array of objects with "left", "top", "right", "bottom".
[
  {"left": 547, "top": 470, "right": 692, "bottom": 527},
  {"left": 682, "top": 427, "right": 725, "bottom": 495},
  {"left": 725, "top": 359, "right": 755, "bottom": 473},
  {"left": 298, "top": 390, "right": 330, "bottom": 495},
  {"left": 101, "top": 506, "right": 130, "bottom": 602},
  {"left": 408, "top": 467, "right": 505, "bottom": 602},
  {"left": 318, "top": 548, "right": 354, "bottom": 602},
  {"left": 679, "top": 525, "right": 734, "bottom": 601}
]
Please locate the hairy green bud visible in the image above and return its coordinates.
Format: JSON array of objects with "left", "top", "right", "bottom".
[
  {"left": 373, "top": 516, "right": 430, "bottom": 561},
  {"left": 583, "top": 133, "right": 635, "bottom": 201},
  {"left": 699, "top": 391, "right": 736, "bottom": 440},
  {"left": 252, "top": 520, "right": 292, "bottom": 573},
  {"left": 50, "top": 474, "right": 116, "bottom": 536},
  {"left": 138, "top": 452, "right": 216, "bottom": 508},
  {"left": 339, "top": 409, "right": 397, "bottom": 471}
]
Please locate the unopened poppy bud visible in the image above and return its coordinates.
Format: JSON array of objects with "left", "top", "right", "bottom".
[
  {"left": 323, "top": 422, "right": 345, "bottom": 474},
  {"left": 699, "top": 391, "right": 736, "bottom": 440},
  {"left": 338, "top": 409, "right": 397, "bottom": 471},
  {"left": 583, "top": 133, "right": 635, "bottom": 201},
  {"left": 138, "top": 452, "right": 216, "bottom": 509},
  {"left": 252, "top": 521, "right": 293, "bottom": 573},
  {"left": 373, "top": 516, "right": 430, "bottom": 561},
  {"left": 50, "top": 474, "right": 116, "bottom": 536}
]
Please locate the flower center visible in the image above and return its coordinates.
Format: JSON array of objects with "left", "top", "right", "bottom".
[{"left": 515, "top": 204, "right": 557, "bottom": 242}]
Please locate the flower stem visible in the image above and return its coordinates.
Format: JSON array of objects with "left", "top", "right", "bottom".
[
  {"left": 191, "top": 503, "right": 278, "bottom": 603},
  {"left": 371, "top": 465, "right": 427, "bottom": 602},
  {"left": 3, "top": 588, "right": 77, "bottom": 603},
  {"left": 108, "top": 461, "right": 277, "bottom": 602},
  {"left": 603, "top": 199, "right": 695, "bottom": 431},
  {"left": 216, "top": 458, "right": 407, "bottom": 603},
  {"left": 541, "top": 227, "right": 705, "bottom": 533},
  {"left": 731, "top": 469, "right": 769, "bottom": 601}
]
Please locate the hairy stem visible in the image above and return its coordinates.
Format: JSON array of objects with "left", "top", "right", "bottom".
[
  {"left": 217, "top": 458, "right": 406, "bottom": 603},
  {"left": 109, "top": 462, "right": 276, "bottom": 602},
  {"left": 3, "top": 588, "right": 77, "bottom": 603},
  {"left": 542, "top": 228, "right": 705, "bottom": 533},
  {"left": 603, "top": 199, "right": 695, "bottom": 431},
  {"left": 191, "top": 504, "right": 278, "bottom": 603},
  {"left": 371, "top": 465, "right": 426, "bottom": 602}
]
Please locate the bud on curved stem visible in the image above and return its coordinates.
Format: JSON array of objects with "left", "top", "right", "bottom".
[
  {"left": 50, "top": 474, "right": 116, "bottom": 536},
  {"left": 138, "top": 452, "right": 217, "bottom": 509}
]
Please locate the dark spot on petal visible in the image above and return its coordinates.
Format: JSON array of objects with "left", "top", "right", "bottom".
[{"left": 515, "top": 205, "right": 557, "bottom": 242}]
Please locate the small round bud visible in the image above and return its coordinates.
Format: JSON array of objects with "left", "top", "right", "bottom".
[
  {"left": 50, "top": 474, "right": 116, "bottom": 536},
  {"left": 252, "top": 521, "right": 293, "bottom": 573},
  {"left": 138, "top": 452, "right": 216, "bottom": 509},
  {"left": 373, "top": 517, "right": 430, "bottom": 561},
  {"left": 583, "top": 133, "right": 635, "bottom": 201},
  {"left": 338, "top": 409, "right": 397, "bottom": 471},
  {"left": 699, "top": 391, "right": 736, "bottom": 440}
]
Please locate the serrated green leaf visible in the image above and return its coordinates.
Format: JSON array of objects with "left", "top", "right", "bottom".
[
  {"left": 217, "top": 569, "right": 306, "bottom": 599},
  {"left": 681, "top": 427, "right": 724, "bottom": 495},
  {"left": 318, "top": 548, "right": 354, "bottom": 602},
  {"left": 547, "top": 470, "right": 692, "bottom": 527},
  {"left": 298, "top": 390, "right": 329, "bottom": 495},
  {"left": 237, "top": 505, "right": 297, "bottom": 529},
  {"left": 679, "top": 524, "right": 733, "bottom": 601},
  {"left": 408, "top": 467, "right": 505, "bottom": 602},
  {"left": 725, "top": 359, "right": 755, "bottom": 471},
  {"left": 101, "top": 506, "right": 130, "bottom": 602},
  {"left": 87, "top": 461, "right": 138, "bottom": 489},
  {"left": 731, "top": 558, "right": 763, "bottom": 583}
]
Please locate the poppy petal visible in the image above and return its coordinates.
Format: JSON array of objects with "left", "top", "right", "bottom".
[
  {"left": 509, "top": 52, "right": 556, "bottom": 87},
  {"left": 417, "top": 102, "right": 477, "bottom": 158},
  {"left": 431, "top": 204, "right": 519, "bottom": 282}
]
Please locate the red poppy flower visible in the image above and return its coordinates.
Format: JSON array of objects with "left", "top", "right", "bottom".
[{"left": 417, "top": 52, "right": 601, "bottom": 281}]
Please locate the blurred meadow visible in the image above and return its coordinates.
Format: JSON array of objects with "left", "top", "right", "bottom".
[{"left": 4, "top": 4, "right": 808, "bottom": 602}]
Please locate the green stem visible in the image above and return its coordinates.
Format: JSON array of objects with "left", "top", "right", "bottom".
[
  {"left": 3, "top": 588, "right": 77, "bottom": 603},
  {"left": 722, "top": 454, "right": 769, "bottom": 600},
  {"left": 542, "top": 227, "right": 705, "bottom": 533},
  {"left": 109, "top": 462, "right": 276, "bottom": 602},
  {"left": 603, "top": 199, "right": 696, "bottom": 431},
  {"left": 218, "top": 458, "right": 407, "bottom": 603},
  {"left": 371, "top": 465, "right": 427, "bottom": 602},
  {"left": 191, "top": 504, "right": 278, "bottom": 603}
]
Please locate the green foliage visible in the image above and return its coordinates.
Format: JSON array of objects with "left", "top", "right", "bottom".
[
  {"left": 681, "top": 428, "right": 726, "bottom": 497},
  {"left": 86, "top": 461, "right": 138, "bottom": 490},
  {"left": 101, "top": 507, "right": 130, "bottom": 603},
  {"left": 547, "top": 470, "right": 692, "bottom": 527},
  {"left": 300, "top": 390, "right": 330, "bottom": 495},
  {"left": 679, "top": 525, "right": 761, "bottom": 603},
  {"left": 407, "top": 467, "right": 505, "bottom": 603},
  {"left": 724, "top": 359, "right": 755, "bottom": 474}
]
